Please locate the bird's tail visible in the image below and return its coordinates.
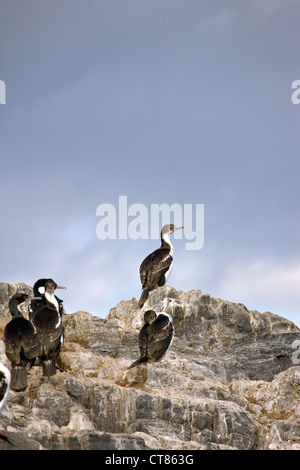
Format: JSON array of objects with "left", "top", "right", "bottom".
[
  {"left": 128, "top": 356, "right": 148, "bottom": 369},
  {"left": 10, "top": 366, "right": 27, "bottom": 391},
  {"left": 138, "top": 289, "right": 150, "bottom": 308},
  {"left": 42, "top": 359, "right": 56, "bottom": 377}
]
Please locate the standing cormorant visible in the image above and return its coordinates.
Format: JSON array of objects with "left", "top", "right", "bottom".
[
  {"left": 128, "top": 310, "right": 174, "bottom": 369},
  {"left": 30, "top": 279, "right": 66, "bottom": 377},
  {"left": 138, "top": 224, "right": 183, "bottom": 308},
  {"left": 3, "top": 293, "right": 41, "bottom": 391}
]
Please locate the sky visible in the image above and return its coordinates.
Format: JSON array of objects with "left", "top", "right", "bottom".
[{"left": 0, "top": 0, "right": 299, "bottom": 327}]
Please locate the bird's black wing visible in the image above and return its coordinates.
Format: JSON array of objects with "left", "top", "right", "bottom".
[
  {"left": 140, "top": 248, "right": 173, "bottom": 289},
  {"left": 55, "top": 295, "right": 64, "bottom": 316},
  {"left": 0, "top": 370, "right": 9, "bottom": 404},
  {"left": 21, "top": 323, "right": 42, "bottom": 360},
  {"left": 29, "top": 298, "right": 45, "bottom": 320},
  {"left": 4, "top": 318, "right": 41, "bottom": 364},
  {"left": 31, "top": 306, "right": 63, "bottom": 344},
  {"left": 147, "top": 314, "right": 174, "bottom": 362},
  {"left": 149, "top": 314, "right": 174, "bottom": 342},
  {"left": 138, "top": 323, "right": 150, "bottom": 357},
  {"left": 3, "top": 321, "right": 20, "bottom": 364}
]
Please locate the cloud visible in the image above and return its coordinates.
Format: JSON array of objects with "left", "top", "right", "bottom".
[
  {"left": 216, "top": 257, "right": 300, "bottom": 326},
  {"left": 56, "top": 243, "right": 141, "bottom": 316}
]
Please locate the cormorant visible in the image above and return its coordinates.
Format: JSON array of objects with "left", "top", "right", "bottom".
[
  {"left": 3, "top": 293, "right": 41, "bottom": 391},
  {"left": 0, "top": 363, "right": 12, "bottom": 444},
  {"left": 30, "top": 279, "right": 66, "bottom": 377},
  {"left": 0, "top": 363, "right": 10, "bottom": 411},
  {"left": 128, "top": 310, "right": 174, "bottom": 368},
  {"left": 139, "top": 224, "right": 183, "bottom": 307}
]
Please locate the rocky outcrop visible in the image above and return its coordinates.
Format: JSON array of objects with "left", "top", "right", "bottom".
[{"left": 0, "top": 282, "right": 299, "bottom": 450}]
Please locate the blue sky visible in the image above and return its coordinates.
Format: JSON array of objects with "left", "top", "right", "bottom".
[{"left": 0, "top": 0, "right": 299, "bottom": 326}]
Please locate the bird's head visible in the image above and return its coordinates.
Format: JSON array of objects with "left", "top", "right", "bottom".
[
  {"left": 8, "top": 292, "right": 29, "bottom": 313},
  {"left": 161, "top": 224, "right": 184, "bottom": 236},
  {"left": 33, "top": 278, "right": 66, "bottom": 296},
  {"left": 8, "top": 292, "right": 41, "bottom": 317},
  {"left": 144, "top": 310, "right": 157, "bottom": 324}
]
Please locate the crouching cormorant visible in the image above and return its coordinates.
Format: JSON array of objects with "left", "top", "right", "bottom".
[
  {"left": 3, "top": 293, "right": 41, "bottom": 391},
  {"left": 128, "top": 310, "right": 174, "bottom": 369},
  {"left": 138, "top": 224, "right": 183, "bottom": 308},
  {"left": 30, "top": 279, "right": 66, "bottom": 377}
]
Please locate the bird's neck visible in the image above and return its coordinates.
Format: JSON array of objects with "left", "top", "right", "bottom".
[
  {"left": 161, "top": 232, "right": 174, "bottom": 255},
  {"left": 9, "top": 300, "right": 24, "bottom": 318},
  {"left": 45, "top": 291, "right": 59, "bottom": 313}
]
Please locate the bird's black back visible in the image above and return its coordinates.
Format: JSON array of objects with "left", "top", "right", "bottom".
[
  {"left": 30, "top": 299, "right": 63, "bottom": 362},
  {"left": 140, "top": 247, "right": 173, "bottom": 289},
  {"left": 138, "top": 323, "right": 150, "bottom": 357},
  {"left": 147, "top": 314, "right": 174, "bottom": 362},
  {"left": 4, "top": 317, "right": 41, "bottom": 366},
  {"left": 31, "top": 304, "right": 63, "bottom": 340}
]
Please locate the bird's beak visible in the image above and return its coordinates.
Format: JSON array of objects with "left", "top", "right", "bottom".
[
  {"left": 56, "top": 286, "right": 67, "bottom": 290},
  {"left": 175, "top": 226, "right": 184, "bottom": 231},
  {"left": 18, "top": 297, "right": 42, "bottom": 309},
  {"left": 25, "top": 296, "right": 43, "bottom": 302}
]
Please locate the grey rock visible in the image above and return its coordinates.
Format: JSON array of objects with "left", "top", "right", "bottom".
[{"left": 0, "top": 282, "right": 299, "bottom": 450}]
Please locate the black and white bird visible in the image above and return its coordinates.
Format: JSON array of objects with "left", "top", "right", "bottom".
[
  {"left": 30, "top": 279, "right": 66, "bottom": 377},
  {"left": 0, "top": 363, "right": 10, "bottom": 412},
  {"left": 3, "top": 293, "right": 41, "bottom": 391},
  {"left": 128, "top": 310, "right": 174, "bottom": 369},
  {"left": 138, "top": 224, "right": 183, "bottom": 308},
  {"left": 0, "top": 363, "right": 12, "bottom": 444},
  {"left": 31, "top": 278, "right": 65, "bottom": 317}
]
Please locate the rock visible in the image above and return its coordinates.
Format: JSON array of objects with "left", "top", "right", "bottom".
[
  {"left": 0, "top": 283, "right": 33, "bottom": 335},
  {"left": 0, "top": 282, "right": 299, "bottom": 450}
]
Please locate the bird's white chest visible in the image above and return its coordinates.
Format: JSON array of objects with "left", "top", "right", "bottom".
[
  {"left": 45, "top": 292, "right": 58, "bottom": 309},
  {"left": 164, "top": 260, "right": 173, "bottom": 283},
  {"left": 45, "top": 292, "right": 60, "bottom": 318}
]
